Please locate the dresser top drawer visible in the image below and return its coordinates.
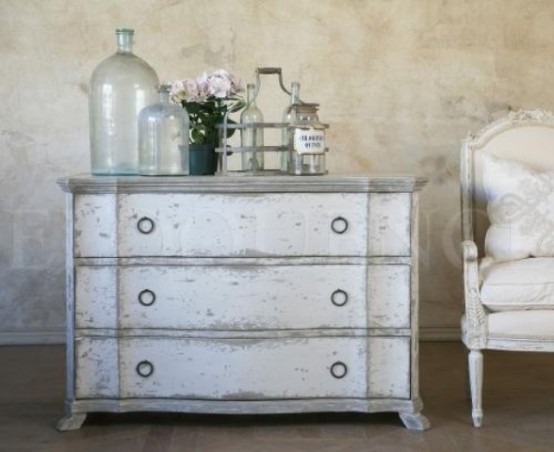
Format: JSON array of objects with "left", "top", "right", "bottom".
[
  {"left": 73, "top": 192, "right": 412, "bottom": 258},
  {"left": 58, "top": 174, "right": 427, "bottom": 195}
]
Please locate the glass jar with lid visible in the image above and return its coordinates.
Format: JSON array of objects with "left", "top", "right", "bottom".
[
  {"left": 288, "top": 103, "right": 327, "bottom": 175},
  {"left": 138, "top": 85, "right": 190, "bottom": 176}
]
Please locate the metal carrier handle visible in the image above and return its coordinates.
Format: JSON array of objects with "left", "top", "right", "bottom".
[
  {"left": 256, "top": 67, "right": 282, "bottom": 74},
  {"left": 253, "top": 67, "right": 291, "bottom": 100}
]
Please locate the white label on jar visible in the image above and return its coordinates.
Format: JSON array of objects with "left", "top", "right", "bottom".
[{"left": 294, "top": 128, "right": 326, "bottom": 155}]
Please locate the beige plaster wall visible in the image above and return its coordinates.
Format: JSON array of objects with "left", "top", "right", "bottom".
[{"left": 2, "top": 0, "right": 554, "bottom": 341}]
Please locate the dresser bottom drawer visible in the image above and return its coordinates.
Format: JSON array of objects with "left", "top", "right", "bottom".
[{"left": 75, "top": 336, "right": 410, "bottom": 400}]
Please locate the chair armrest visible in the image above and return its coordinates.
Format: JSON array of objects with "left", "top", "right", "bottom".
[
  {"left": 462, "top": 240, "right": 487, "bottom": 348},
  {"left": 462, "top": 239, "right": 478, "bottom": 263}
]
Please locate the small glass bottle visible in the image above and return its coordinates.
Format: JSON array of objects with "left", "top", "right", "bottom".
[
  {"left": 281, "top": 82, "right": 301, "bottom": 172},
  {"left": 89, "top": 28, "right": 159, "bottom": 175},
  {"left": 138, "top": 85, "right": 190, "bottom": 176},
  {"left": 289, "top": 103, "right": 327, "bottom": 175},
  {"left": 240, "top": 83, "right": 264, "bottom": 173}
]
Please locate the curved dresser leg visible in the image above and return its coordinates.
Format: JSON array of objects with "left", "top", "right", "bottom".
[
  {"left": 57, "top": 413, "right": 87, "bottom": 431},
  {"left": 399, "top": 412, "right": 431, "bottom": 431},
  {"left": 469, "top": 349, "right": 484, "bottom": 427}
]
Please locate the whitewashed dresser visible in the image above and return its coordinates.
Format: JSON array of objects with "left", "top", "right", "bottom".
[{"left": 56, "top": 174, "right": 429, "bottom": 431}]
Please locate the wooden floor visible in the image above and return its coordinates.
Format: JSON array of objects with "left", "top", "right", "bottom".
[{"left": 1, "top": 342, "right": 554, "bottom": 451}]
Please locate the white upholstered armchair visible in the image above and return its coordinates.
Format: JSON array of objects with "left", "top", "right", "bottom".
[{"left": 461, "top": 109, "right": 554, "bottom": 427}]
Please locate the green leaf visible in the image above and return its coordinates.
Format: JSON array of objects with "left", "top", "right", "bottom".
[{"left": 191, "top": 127, "right": 205, "bottom": 145}]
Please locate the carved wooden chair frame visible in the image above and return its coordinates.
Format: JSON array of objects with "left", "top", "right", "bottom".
[{"left": 461, "top": 109, "right": 554, "bottom": 427}]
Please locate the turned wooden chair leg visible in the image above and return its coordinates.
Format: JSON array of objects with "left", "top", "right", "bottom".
[{"left": 468, "top": 349, "right": 483, "bottom": 427}]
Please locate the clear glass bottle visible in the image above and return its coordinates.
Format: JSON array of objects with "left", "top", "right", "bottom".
[
  {"left": 138, "top": 85, "right": 190, "bottom": 176},
  {"left": 89, "top": 28, "right": 159, "bottom": 175},
  {"left": 281, "top": 82, "right": 300, "bottom": 172},
  {"left": 289, "top": 103, "right": 327, "bottom": 175},
  {"left": 240, "top": 83, "right": 264, "bottom": 173}
]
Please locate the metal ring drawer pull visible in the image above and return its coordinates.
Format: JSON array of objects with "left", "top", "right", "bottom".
[
  {"left": 137, "top": 217, "right": 155, "bottom": 234},
  {"left": 331, "top": 216, "right": 348, "bottom": 234},
  {"left": 330, "top": 361, "right": 348, "bottom": 379},
  {"left": 331, "top": 289, "right": 348, "bottom": 307},
  {"left": 136, "top": 360, "right": 154, "bottom": 378},
  {"left": 138, "top": 289, "right": 156, "bottom": 307}
]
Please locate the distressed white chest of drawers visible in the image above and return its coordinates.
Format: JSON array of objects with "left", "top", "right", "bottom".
[{"left": 57, "top": 174, "right": 429, "bottom": 431}]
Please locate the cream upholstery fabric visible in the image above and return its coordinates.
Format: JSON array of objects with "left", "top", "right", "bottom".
[
  {"left": 471, "top": 124, "right": 554, "bottom": 255},
  {"left": 480, "top": 257, "right": 554, "bottom": 311},
  {"left": 488, "top": 310, "right": 554, "bottom": 340},
  {"left": 482, "top": 154, "right": 554, "bottom": 261}
]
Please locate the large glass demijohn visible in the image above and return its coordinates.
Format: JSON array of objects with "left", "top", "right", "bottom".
[{"left": 89, "top": 28, "right": 159, "bottom": 175}]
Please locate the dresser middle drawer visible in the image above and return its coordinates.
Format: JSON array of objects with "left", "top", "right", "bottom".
[{"left": 75, "top": 264, "right": 411, "bottom": 330}]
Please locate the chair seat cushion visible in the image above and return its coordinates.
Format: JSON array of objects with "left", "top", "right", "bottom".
[
  {"left": 480, "top": 257, "right": 554, "bottom": 311},
  {"left": 488, "top": 310, "right": 554, "bottom": 340}
]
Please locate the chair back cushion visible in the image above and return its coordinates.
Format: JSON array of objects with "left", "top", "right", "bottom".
[
  {"left": 468, "top": 111, "right": 554, "bottom": 256},
  {"left": 482, "top": 154, "right": 554, "bottom": 261}
]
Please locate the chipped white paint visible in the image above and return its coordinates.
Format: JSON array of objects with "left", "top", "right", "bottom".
[
  {"left": 75, "top": 264, "right": 411, "bottom": 331},
  {"left": 70, "top": 398, "right": 424, "bottom": 417},
  {"left": 74, "top": 337, "right": 118, "bottom": 399},
  {"left": 117, "top": 193, "right": 369, "bottom": 257},
  {"left": 58, "top": 175, "right": 428, "bottom": 431},
  {"left": 367, "top": 266, "right": 411, "bottom": 329},
  {"left": 118, "top": 337, "right": 367, "bottom": 399},
  {"left": 73, "top": 194, "right": 117, "bottom": 257},
  {"left": 73, "top": 191, "right": 415, "bottom": 258},
  {"left": 367, "top": 337, "right": 410, "bottom": 399},
  {"left": 75, "top": 266, "right": 117, "bottom": 329},
  {"left": 368, "top": 193, "right": 411, "bottom": 256},
  {"left": 119, "top": 264, "right": 365, "bottom": 330}
]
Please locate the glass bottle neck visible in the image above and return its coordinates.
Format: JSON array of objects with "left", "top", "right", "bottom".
[
  {"left": 116, "top": 29, "right": 134, "bottom": 54},
  {"left": 290, "top": 82, "right": 300, "bottom": 104},
  {"left": 158, "top": 90, "right": 170, "bottom": 103},
  {"left": 246, "top": 84, "right": 257, "bottom": 105}
]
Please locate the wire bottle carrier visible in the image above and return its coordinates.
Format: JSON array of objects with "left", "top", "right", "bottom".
[{"left": 215, "top": 67, "right": 329, "bottom": 176}]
